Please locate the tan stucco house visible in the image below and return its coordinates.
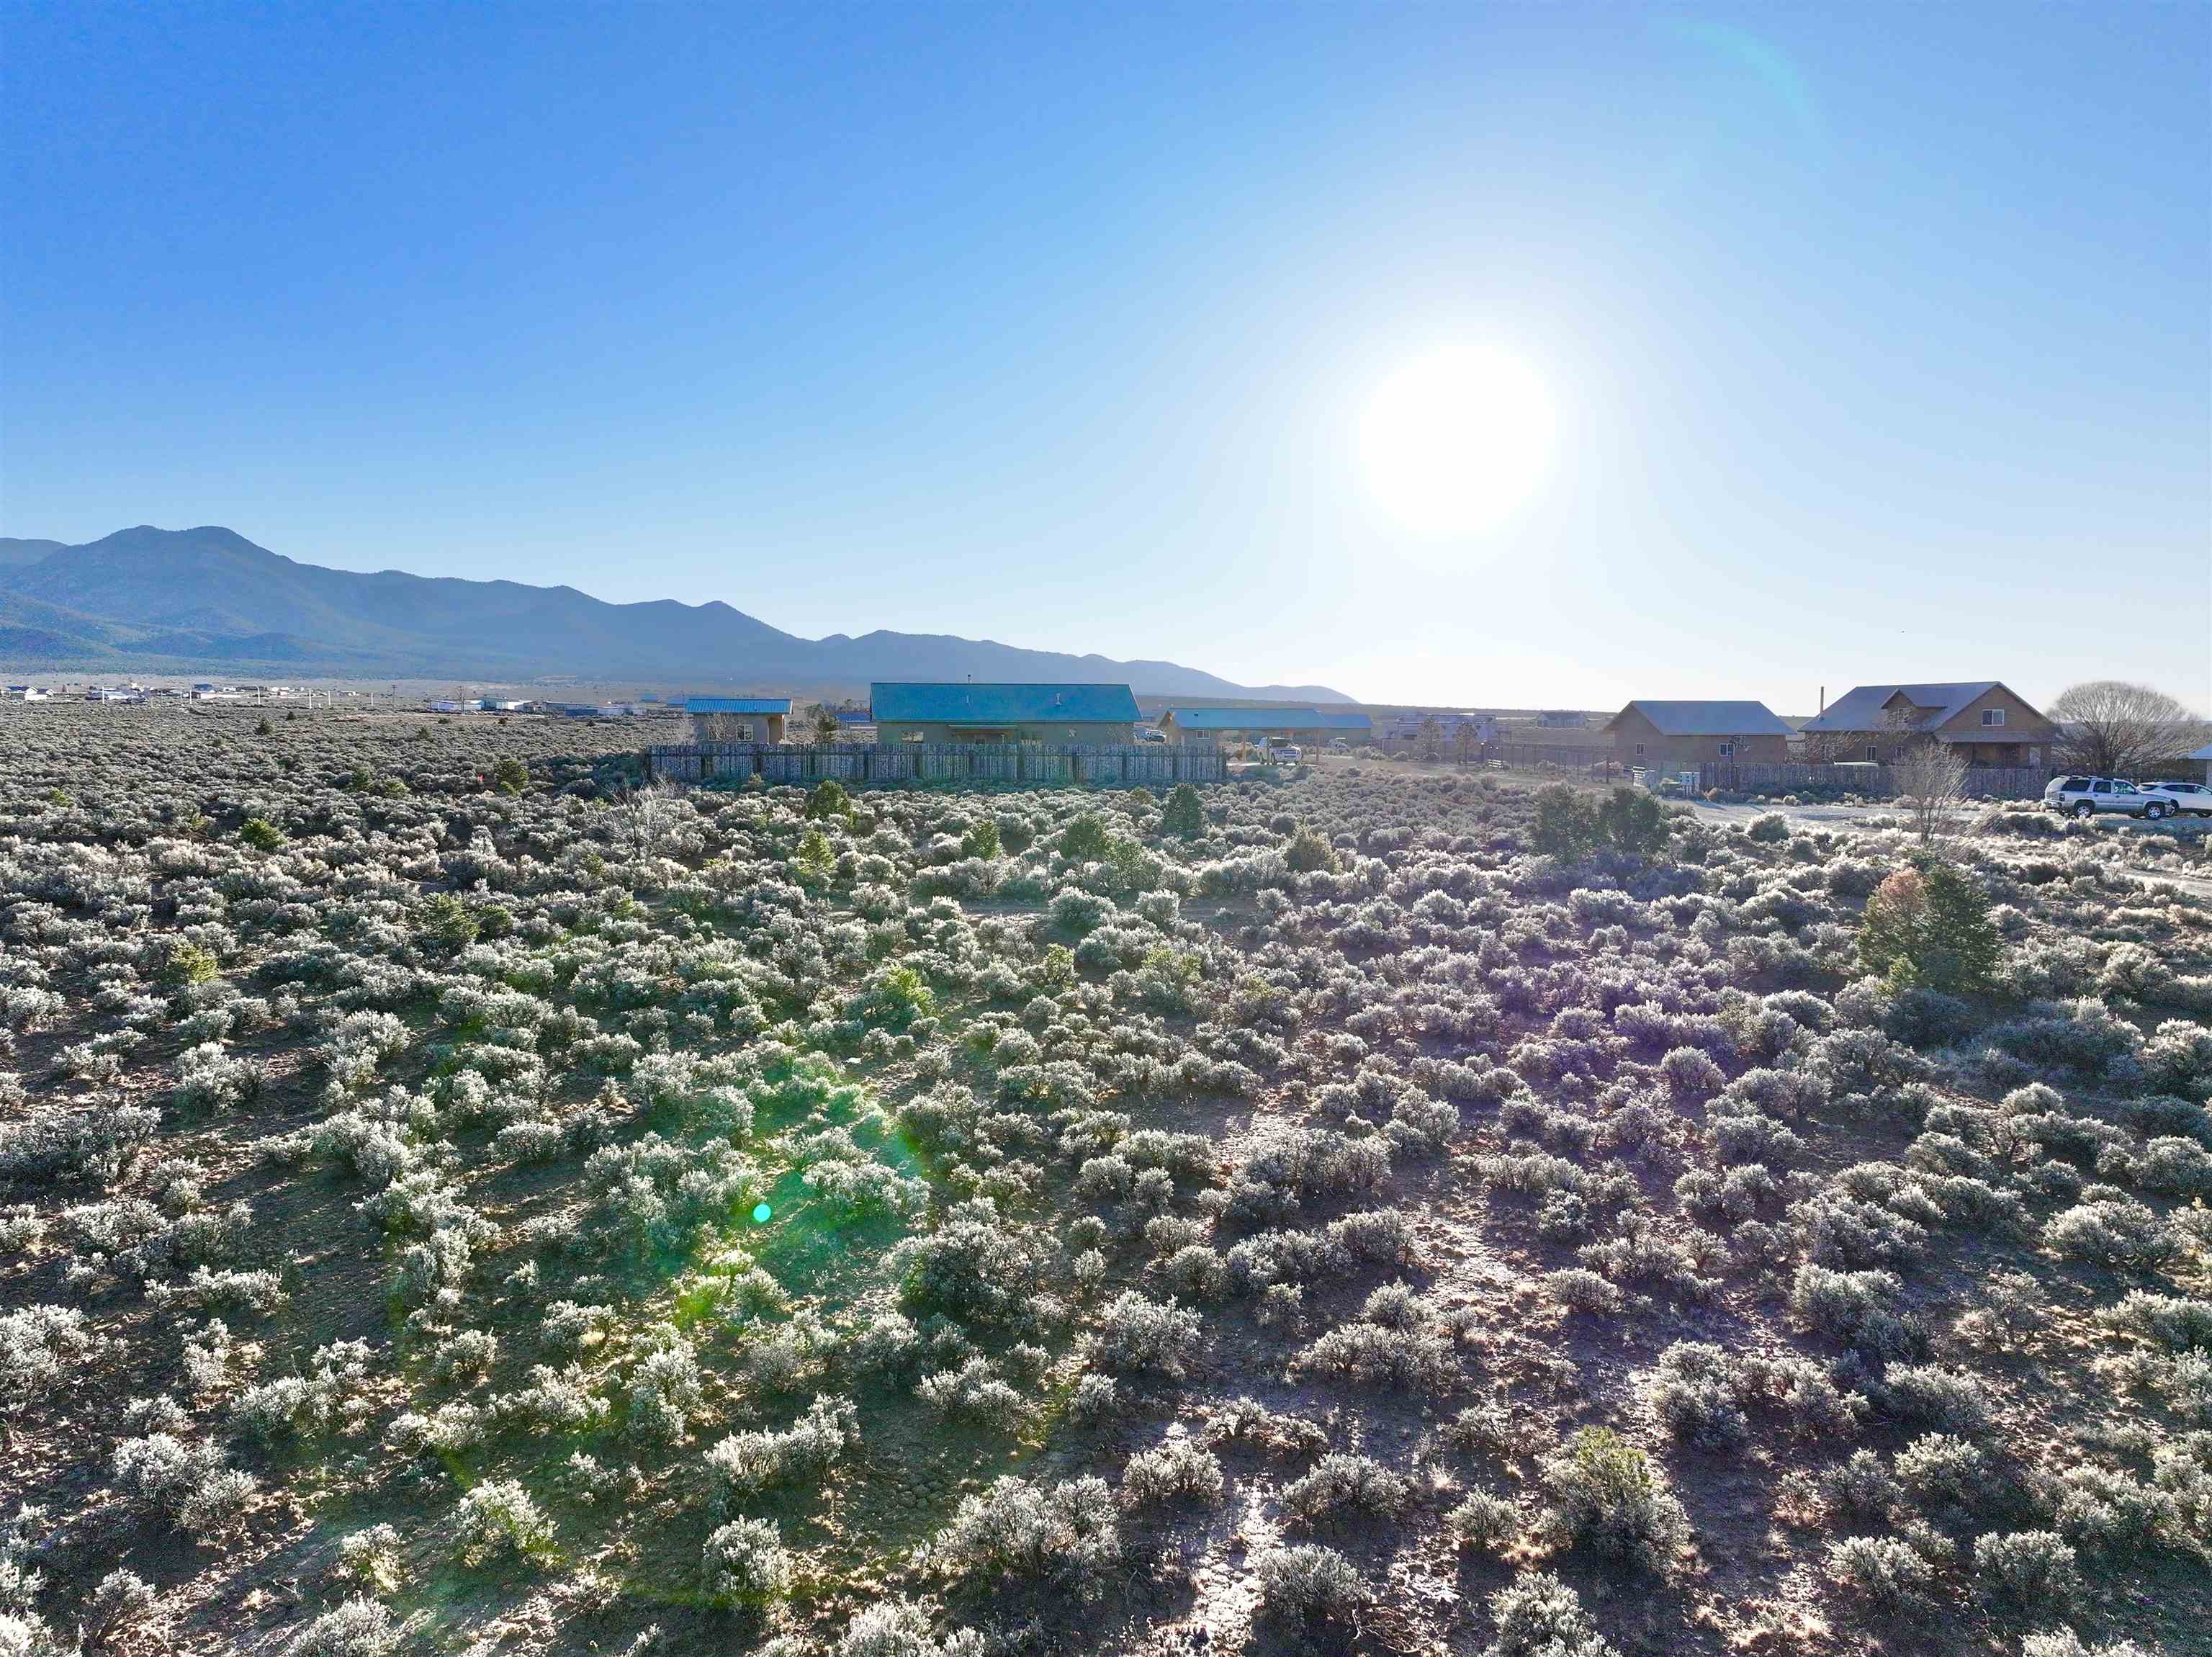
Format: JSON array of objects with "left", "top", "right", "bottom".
[
  {"left": 1797, "top": 682, "right": 2056, "bottom": 766},
  {"left": 1603, "top": 701, "right": 1793, "bottom": 771},
  {"left": 686, "top": 696, "right": 790, "bottom": 742}
]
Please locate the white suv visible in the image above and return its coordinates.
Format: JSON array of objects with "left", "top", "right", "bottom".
[
  {"left": 2044, "top": 776, "right": 2177, "bottom": 820},
  {"left": 2142, "top": 780, "right": 2212, "bottom": 818}
]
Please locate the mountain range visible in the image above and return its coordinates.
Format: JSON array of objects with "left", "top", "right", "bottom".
[{"left": 0, "top": 526, "right": 1349, "bottom": 701}]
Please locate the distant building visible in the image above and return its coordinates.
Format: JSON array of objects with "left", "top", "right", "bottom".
[
  {"left": 1604, "top": 701, "right": 1791, "bottom": 770},
  {"left": 1537, "top": 710, "right": 1588, "bottom": 728},
  {"left": 871, "top": 682, "right": 1138, "bottom": 745},
  {"left": 1798, "top": 682, "right": 2056, "bottom": 767},
  {"left": 2189, "top": 743, "right": 2212, "bottom": 786},
  {"left": 1158, "top": 706, "right": 1373, "bottom": 745},
  {"left": 1382, "top": 711, "right": 1496, "bottom": 745},
  {"left": 686, "top": 696, "right": 791, "bottom": 742}
]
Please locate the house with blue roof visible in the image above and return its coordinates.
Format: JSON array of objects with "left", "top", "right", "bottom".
[
  {"left": 871, "top": 682, "right": 1138, "bottom": 744},
  {"left": 1158, "top": 706, "right": 1374, "bottom": 745},
  {"left": 685, "top": 695, "right": 791, "bottom": 742}
]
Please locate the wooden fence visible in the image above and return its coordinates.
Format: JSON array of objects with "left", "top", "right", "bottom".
[
  {"left": 1696, "top": 761, "right": 2059, "bottom": 801},
  {"left": 1492, "top": 742, "right": 1624, "bottom": 776},
  {"left": 646, "top": 742, "right": 1226, "bottom": 788}
]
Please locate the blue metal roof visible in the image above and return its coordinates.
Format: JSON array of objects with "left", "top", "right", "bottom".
[
  {"left": 685, "top": 696, "right": 792, "bottom": 715},
  {"left": 871, "top": 682, "right": 1138, "bottom": 726},
  {"left": 1308, "top": 710, "right": 1374, "bottom": 731},
  {"left": 1165, "top": 707, "right": 1325, "bottom": 732}
]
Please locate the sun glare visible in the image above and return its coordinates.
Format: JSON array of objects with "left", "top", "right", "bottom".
[{"left": 1359, "top": 341, "right": 1557, "bottom": 538}]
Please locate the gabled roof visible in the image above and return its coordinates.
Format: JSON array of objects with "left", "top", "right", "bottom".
[
  {"left": 685, "top": 696, "right": 792, "bottom": 715},
  {"left": 870, "top": 682, "right": 1139, "bottom": 726},
  {"left": 2188, "top": 743, "right": 2212, "bottom": 762},
  {"left": 1165, "top": 706, "right": 1323, "bottom": 731},
  {"left": 1798, "top": 682, "right": 2036, "bottom": 733},
  {"left": 1604, "top": 700, "right": 1791, "bottom": 737}
]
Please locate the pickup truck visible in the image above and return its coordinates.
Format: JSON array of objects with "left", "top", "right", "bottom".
[{"left": 2043, "top": 776, "right": 2180, "bottom": 820}]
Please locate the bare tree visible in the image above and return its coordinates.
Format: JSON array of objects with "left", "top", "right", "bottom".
[
  {"left": 1894, "top": 736, "right": 1970, "bottom": 845},
  {"left": 2050, "top": 681, "right": 2211, "bottom": 779},
  {"left": 614, "top": 777, "right": 686, "bottom": 857}
]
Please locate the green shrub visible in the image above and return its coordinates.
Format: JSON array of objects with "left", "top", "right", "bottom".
[
  {"left": 491, "top": 757, "right": 529, "bottom": 795},
  {"left": 1284, "top": 824, "right": 1336, "bottom": 874},
  {"left": 794, "top": 827, "right": 837, "bottom": 886},
  {"left": 1161, "top": 783, "right": 1205, "bottom": 840},
  {"left": 1538, "top": 1427, "right": 1690, "bottom": 1571},
  {"left": 1532, "top": 785, "right": 1601, "bottom": 861},
  {"left": 1061, "top": 812, "right": 1110, "bottom": 861},
  {"left": 1746, "top": 812, "right": 1790, "bottom": 843},
  {"left": 240, "top": 816, "right": 285, "bottom": 850},
  {"left": 805, "top": 778, "right": 852, "bottom": 820},
  {"left": 1597, "top": 788, "right": 1669, "bottom": 858},
  {"left": 1857, "top": 855, "right": 2000, "bottom": 994},
  {"left": 161, "top": 941, "right": 221, "bottom": 987}
]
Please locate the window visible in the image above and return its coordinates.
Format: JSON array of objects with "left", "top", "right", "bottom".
[
  {"left": 1866, "top": 745, "right": 1880, "bottom": 762},
  {"left": 1982, "top": 708, "right": 2005, "bottom": 727},
  {"left": 2093, "top": 781, "right": 2112, "bottom": 794},
  {"left": 1717, "top": 741, "right": 1735, "bottom": 757},
  {"left": 1634, "top": 742, "right": 1645, "bottom": 755}
]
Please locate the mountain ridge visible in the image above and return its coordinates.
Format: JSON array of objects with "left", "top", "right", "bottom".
[{"left": 0, "top": 526, "right": 1351, "bottom": 701}]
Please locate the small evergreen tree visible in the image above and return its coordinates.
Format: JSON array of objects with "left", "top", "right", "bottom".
[
  {"left": 1160, "top": 783, "right": 1205, "bottom": 840},
  {"left": 491, "top": 757, "right": 529, "bottom": 796},
  {"left": 1597, "top": 788, "right": 1668, "bottom": 859},
  {"left": 804, "top": 778, "right": 852, "bottom": 821},
  {"left": 793, "top": 827, "right": 837, "bottom": 887},
  {"left": 1061, "top": 812, "right": 1110, "bottom": 861},
  {"left": 1858, "top": 853, "right": 2000, "bottom": 994},
  {"left": 240, "top": 817, "right": 285, "bottom": 851},
  {"left": 1532, "top": 784, "right": 1601, "bottom": 861},
  {"left": 1285, "top": 824, "right": 1336, "bottom": 874}
]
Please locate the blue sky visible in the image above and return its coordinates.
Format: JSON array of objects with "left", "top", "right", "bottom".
[{"left": 4, "top": 2, "right": 2206, "bottom": 711}]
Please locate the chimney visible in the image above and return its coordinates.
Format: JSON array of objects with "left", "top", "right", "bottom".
[{"left": 1819, "top": 686, "right": 1825, "bottom": 715}]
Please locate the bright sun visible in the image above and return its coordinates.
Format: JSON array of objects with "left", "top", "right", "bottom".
[{"left": 1359, "top": 341, "right": 1556, "bottom": 538}]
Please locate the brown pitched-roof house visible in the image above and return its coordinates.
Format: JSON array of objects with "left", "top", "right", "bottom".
[
  {"left": 1797, "top": 682, "right": 2056, "bottom": 766},
  {"left": 1603, "top": 701, "right": 1791, "bottom": 771}
]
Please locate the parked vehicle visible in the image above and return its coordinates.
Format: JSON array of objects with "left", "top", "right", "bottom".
[
  {"left": 1135, "top": 727, "right": 1167, "bottom": 744},
  {"left": 2141, "top": 780, "right": 2212, "bottom": 817},
  {"left": 2043, "top": 776, "right": 2177, "bottom": 819}
]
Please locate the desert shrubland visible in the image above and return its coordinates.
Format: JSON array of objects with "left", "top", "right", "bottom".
[{"left": 0, "top": 704, "right": 2203, "bottom": 1653}]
